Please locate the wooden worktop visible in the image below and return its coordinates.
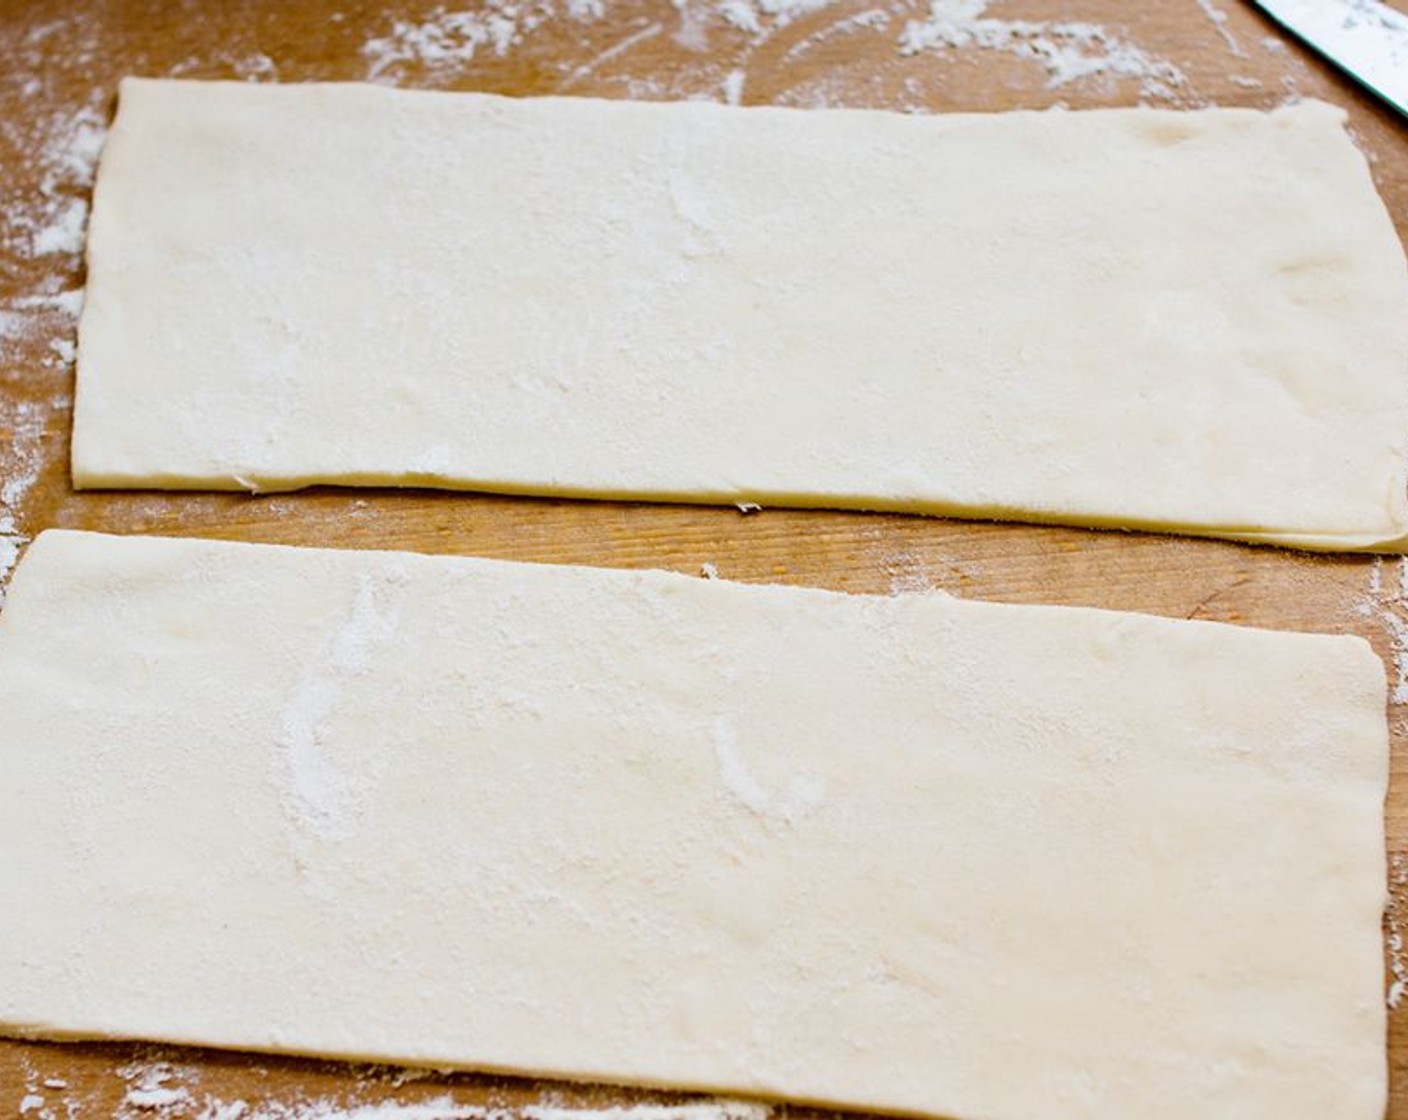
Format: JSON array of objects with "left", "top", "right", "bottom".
[{"left": 2, "top": 1, "right": 1407, "bottom": 1115}]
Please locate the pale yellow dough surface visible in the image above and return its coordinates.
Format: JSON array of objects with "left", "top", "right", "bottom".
[
  {"left": 0, "top": 530, "right": 1390, "bottom": 1120},
  {"left": 74, "top": 81, "right": 1408, "bottom": 550}
]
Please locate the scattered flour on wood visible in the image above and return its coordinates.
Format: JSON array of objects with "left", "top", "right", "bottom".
[
  {"left": 1357, "top": 558, "right": 1408, "bottom": 704},
  {"left": 882, "top": 550, "right": 932, "bottom": 595},
  {"left": 722, "top": 0, "right": 1189, "bottom": 103},
  {"left": 1389, "top": 853, "right": 1408, "bottom": 1009},
  {"left": 2, "top": 99, "right": 107, "bottom": 262},
  {"left": 0, "top": 389, "right": 61, "bottom": 506},
  {"left": 363, "top": 3, "right": 559, "bottom": 80},
  {"left": 1354, "top": 553, "right": 1408, "bottom": 1015},
  {"left": 721, "top": 67, "right": 746, "bottom": 103},
  {"left": 199, "top": 1100, "right": 483, "bottom": 1120},
  {"left": 899, "top": 0, "right": 1188, "bottom": 100},
  {"left": 0, "top": 288, "right": 85, "bottom": 361},
  {"left": 525, "top": 1106, "right": 767, "bottom": 1120},
  {"left": 672, "top": 0, "right": 712, "bottom": 52},
  {"left": 781, "top": 8, "right": 891, "bottom": 63},
  {"left": 385, "top": 1070, "right": 443, "bottom": 1088},
  {"left": 558, "top": 23, "right": 667, "bottom": 91},
  {"left": 0, "top": 88, "right": 98, "bottom": 445},
  {"left": 356, "top": 0, "right": 865, "bottom": 68},
  {"left": 129, "top": 1087, "right": 196, "bottom": 1111},
  {"left": 111, "top": 1068, "right": 772, "bottom": 1120},
  {"left": 0, "top": 399, "right": 47, "bottom": 516},
  {"left": 0, "top": 536, "right": 20, "bottom": 606},
  {"left": 118, "top": 1061, "right": 200, "bottom": 1116},
  {"left": 169, "top": 51, "right": 281, "bottom": 81},
  {"left": 0, "top": 39, "right": 102, "bottom": 580},
  {"left": 716, "top": 0, "right": 850, "bottom": 38},
  {"left": 1, "top": 16, "right": 104, "bottom": 283},
  {"left": 1192, "top": 0, "right": 1244, "bottom": 57},
  {"left": 0, "top": 390, "right": 63, "bottom": 604},
  {"left": 357, "top": 0, "right": 1192, "bottom": 105}
]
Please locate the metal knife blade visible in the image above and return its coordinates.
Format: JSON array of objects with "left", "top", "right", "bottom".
[{"left": 1251, "top": 0, "right": 1408, "bottom": 119}]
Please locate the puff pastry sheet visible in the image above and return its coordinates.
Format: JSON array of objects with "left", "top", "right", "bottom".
[
  {"left": 74, "top": 81, "right": 1408, "bottom": 550},
  {"left": 0, "top": 530, "right": 1389, "bottom": 1120}
]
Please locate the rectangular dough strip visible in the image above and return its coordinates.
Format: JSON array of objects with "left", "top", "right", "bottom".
[
  {"left": 0, "top": 530, "right": 1389, "bottom": 1120},
  {"left": 73, "top": 81, "right": 1408, "bottom": 551}
]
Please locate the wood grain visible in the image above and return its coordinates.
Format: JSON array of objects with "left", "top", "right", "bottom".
[{"left": 1, "top": 0, "right": 1406, "bottom": 1115}]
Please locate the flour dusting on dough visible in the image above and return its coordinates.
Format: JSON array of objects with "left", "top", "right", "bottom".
[
  {"left": 712, "top": 715, "right": 772, "bottom": 814},
  {"left": 713, "top": 715, "right": 825, "bottom": 824},
  {"left": 277, "top": 573, "right": 404, "bottom": 839}
]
